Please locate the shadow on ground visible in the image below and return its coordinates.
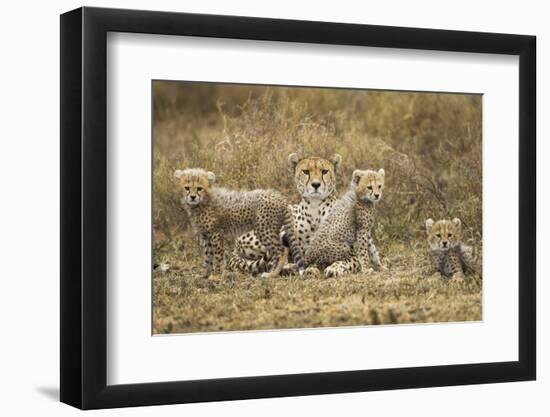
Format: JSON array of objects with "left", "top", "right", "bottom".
[{"left": 35, "top": 386, "right": 59, "bottom": 401}]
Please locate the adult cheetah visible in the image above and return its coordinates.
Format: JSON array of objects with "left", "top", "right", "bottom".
[{"left": 229, "top": 153, "right": 342, "bottom": 275}]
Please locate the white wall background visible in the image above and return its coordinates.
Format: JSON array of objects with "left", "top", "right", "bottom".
[{"left": 0, "top": 0, "right": 545, "bottom": 415}]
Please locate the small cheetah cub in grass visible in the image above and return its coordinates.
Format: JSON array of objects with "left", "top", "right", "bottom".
[
  {"left": 425, "top": 218, "right": 476, "bottom": 281},
  {"left": 174, "top": 168, "right": 304, "bottom": 279},
  {"left": 305, "top": 168, "right": 385, "bottom": 277}
]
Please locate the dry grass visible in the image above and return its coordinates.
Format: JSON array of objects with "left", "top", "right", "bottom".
[
  {"left": 152, "top": 82, "right": 483, "bottom": 334},
  {"left": 153, "top": 241, "right": 482, "bottom": 334}
]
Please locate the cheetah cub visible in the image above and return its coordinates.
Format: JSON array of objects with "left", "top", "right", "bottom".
[
  {"left": 425, "top": 218, "right": 476, "bottom": 280},
  {"left": 174, "top": 168, "right": 304, "bottom": 279},
  {"left": 305, "top": 169, "right": 385, "bottom": 277}
]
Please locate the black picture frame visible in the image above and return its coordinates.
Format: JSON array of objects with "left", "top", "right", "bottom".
[{"left": 60, "top": 6, "right": 536, "bottom": 410}]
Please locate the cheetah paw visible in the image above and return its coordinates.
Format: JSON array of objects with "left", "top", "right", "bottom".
[
  {"left": 371, "top": 261, "right": 387, "bottom": 272},
  {"left": 260, "top": 271, "right": 283, "bottom": 279},
  {"left": 281, "top": 263, "right": 299, "bottom": 276},
  {"left": 451, "top": 272, "right": 465, "bottom": 283},
  {"left": 304, "top": 266, "right": 321, "bottom": 276},
  {"left": 324, "top": 268, "right": 344, "bottom": 278},
  {"left": 208, "top": 273, "right": 224, "bottom": 282},
  {"left": 428, "top": 272, "right": 442, "bottom": 280}
]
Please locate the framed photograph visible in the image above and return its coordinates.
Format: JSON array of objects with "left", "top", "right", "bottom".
[{"left": 60, "top": 6, "right": 536, "bottom": 409}]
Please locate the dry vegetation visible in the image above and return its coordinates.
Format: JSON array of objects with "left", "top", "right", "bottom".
[{"left": 152, "top": 81, "right": 483, "bottom": 334}]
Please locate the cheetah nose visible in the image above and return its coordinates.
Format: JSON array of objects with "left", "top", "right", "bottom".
[
  {"left": 374, "top": 193, "right": 380, "bottom": 199},
  {"left": 190, "top": 195, "right": 196, "bottom": 200},
  {"left": 311, "top": 182, "right": 321, "bottom": 190},
  {"left": 442, "top": 241, "right": 448, "bottom": 247}
]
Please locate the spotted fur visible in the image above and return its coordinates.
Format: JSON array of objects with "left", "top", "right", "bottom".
[
  {"left": 425, "top": 218, "right": 477, "bottom": 280},
  {"left": 305, "top": 169, "right": 385, "bottom": 277},
  {"left": 229, "top": 153, "right": 342, "bottom": 275},
  {"left": 174, "top": 168, "right": 302, "bottom": 278}
]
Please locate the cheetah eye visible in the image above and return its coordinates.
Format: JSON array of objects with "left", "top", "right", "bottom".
[
  {"left": 436, "top": 233, "right": 441, "bottom": 238},
  {"left": 448, "top": 233, "right": 453, "bottom": 238},
  {"left": 378, "top": 185, "right": 382, "bottom": 189},
  {"left": 184, "top": 186, "right": 190, "bottom": 191},
  {"left": 321, "top": 169, "right": 329, "bottom": 175},
  {"left": 367, "top": 186, "right": 373, "bottom": 190},
  {"left": 302, "top": 169, "right": 310, "bottom": 175},
  {"left": 196, "top": 187, "right": 203, "bottom": 192}
]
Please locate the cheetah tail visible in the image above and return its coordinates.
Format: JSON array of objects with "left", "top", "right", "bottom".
[
  {"left": 227, "top": 251, "right": 268, "bottom": 276},
  {"left": 281, "top": 205, "right": 306, "bottom": 275}
]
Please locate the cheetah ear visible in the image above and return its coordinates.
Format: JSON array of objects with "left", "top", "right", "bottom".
[
  {"left": 351, "top": 169, "right": 363, "bottom": 186},
  {"left": 206, "top": 171, "right": 216, "bottom": 185},
  {"left": 378, "top": 168, "right": 385, "bottom": 177},
  {"left": 174, "top": 169, "right": 184, "bottom": 179},
  {"left": 425, "top": 218, "right": 434, "bottom": 234},
  {"left": 330, "top": 153, "right": 342, "bottom": 168},
  {"left": 452, "top": 218, "right": 462, "bottom": 229},
  {"left": 288, "top": 153, "right": 300, "bottom": 170}
]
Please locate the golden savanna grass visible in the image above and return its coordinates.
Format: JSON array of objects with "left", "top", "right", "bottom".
[{"left": 153, "top": 81, "right": 482, "bottom": 334}]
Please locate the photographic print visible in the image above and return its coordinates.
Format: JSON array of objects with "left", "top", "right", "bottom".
[{"left": 152, "top": 81, "right": 483, "bottom": 335}]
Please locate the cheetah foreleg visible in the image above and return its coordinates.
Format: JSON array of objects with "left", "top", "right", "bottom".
[
  {"left": 199, "top": 234, "right": 214, "bottom": 278},
  {"left": 448, "top": 250, "right": 465, "bottom": 281},
  {"left": 208, "top": 232, "right": 226, "bottom": 276},
  {"left": 356, "top": 229, "right": 382, "bottom": 271},
  {"left": 429, "top": 252, "right": 442, "bottom": 276},
  {"left": 366, "top": 237, "right": 383, "bottom": 270}
]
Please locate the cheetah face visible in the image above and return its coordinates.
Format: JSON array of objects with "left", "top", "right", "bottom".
[
  {"left": 351, "top": 169, "right": 385, "bottom": 203},
  {"left": 288, "top": 153, "right": 341, "bottom": 200},
  {"left": 425, "top": 218, "right": 462, "bottom": 251},
  {"left": 174, "top": 168, "right": 215, "bottom": 206}
]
